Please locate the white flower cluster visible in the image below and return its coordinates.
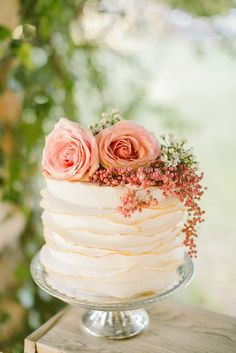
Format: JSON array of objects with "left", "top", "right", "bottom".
[
  {"left": 160, "top": 133, "right": 198, "bottom": 169},
  {"left": 90, "top": 109, "right": 123, "bottom": 135}
]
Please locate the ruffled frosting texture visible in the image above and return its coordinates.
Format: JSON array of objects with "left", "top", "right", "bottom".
[{"left": 40, "top": 178, "right": 185, "bottom": 299}]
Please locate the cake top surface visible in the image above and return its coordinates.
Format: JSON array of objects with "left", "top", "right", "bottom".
[{"left": 41, "top": 110, "right": 205, "bottom": 256}]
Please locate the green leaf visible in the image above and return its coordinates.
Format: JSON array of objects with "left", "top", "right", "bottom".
[
  {"left": 164, "top": 0, "right": 234, "bottom": 17},
  {"left": 0, "top": 25, "right": 11, "bottom": 41},
  {"left": 0, "top": 310, "right": 10, "bottom": 324}
]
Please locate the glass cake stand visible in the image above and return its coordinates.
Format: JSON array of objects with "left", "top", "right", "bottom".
[{"left": 30, "top": 252, "right": 194, "bottom": 339}]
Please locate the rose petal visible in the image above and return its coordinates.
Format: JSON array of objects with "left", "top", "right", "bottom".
[
  {"left": 42, "top": 118, "right": 99, "bottom": 181},
  {"left": 96, "top": 120, "right": 160, "bottom": 169}
]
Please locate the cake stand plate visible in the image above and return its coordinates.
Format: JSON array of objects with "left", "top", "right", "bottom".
[{"left": 31, "top": 253, "right": 194, "bottom": 339}]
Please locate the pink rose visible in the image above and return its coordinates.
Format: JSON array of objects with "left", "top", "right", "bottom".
[
  {"left": 42, "top": 118, "right": 99, "bottom": 181},
  {"left": 96, "top": 120, "right": 160, "bottom": 169}
]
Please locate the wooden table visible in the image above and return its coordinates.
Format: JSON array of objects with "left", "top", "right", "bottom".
[{"left": 24, "top": 301, "right": 236, "bottom": 353}]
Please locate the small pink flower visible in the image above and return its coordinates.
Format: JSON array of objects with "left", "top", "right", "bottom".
[
  {"left": 42, "top": 118, "right": 99, "bottom": 181},
  {"left": 96, "top": 120, "right": 160, "bottom": 169}
]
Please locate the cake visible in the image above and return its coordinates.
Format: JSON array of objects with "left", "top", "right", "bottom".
[{"left": 40, "top": 111, "right": 204, "bottom": 299}]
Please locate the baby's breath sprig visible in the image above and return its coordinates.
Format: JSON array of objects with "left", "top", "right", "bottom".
[
  {"left": 90, "top": 109, "right": 123, "bottom": 135},
  {"left": 160, "top": 133, "right": 198, "bottom": 169}
]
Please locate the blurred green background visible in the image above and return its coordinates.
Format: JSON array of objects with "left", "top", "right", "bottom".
[{"left": 0, "top": 0, "right": 236, "bottom": 352}]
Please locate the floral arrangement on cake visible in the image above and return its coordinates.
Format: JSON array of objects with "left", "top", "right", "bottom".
[{"left": 42, "top": 110, "right": 205, "bottom": 257}]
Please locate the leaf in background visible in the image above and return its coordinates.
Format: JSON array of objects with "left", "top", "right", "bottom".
[
  {"left": 0, "top": 310, "right": 10, "bottom": 325},
  {"left": 0, "top": 26, "right": 11, "bottom": 41}
]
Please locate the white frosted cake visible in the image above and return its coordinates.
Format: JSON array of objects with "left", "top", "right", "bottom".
[
  {"left": 39, "top": 112, "right": 204, "bottom": 299},
  {"left": 40, "top": 179, "right": 185, "bottom": 298}
]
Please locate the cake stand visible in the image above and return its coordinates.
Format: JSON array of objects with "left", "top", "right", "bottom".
[{"left": 31, "top": 252, "right": 194, "bottom": 339}]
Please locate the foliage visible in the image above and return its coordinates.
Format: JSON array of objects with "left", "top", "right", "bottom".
[
  {"left": 165, "top": 0, "right": 234, "bottom": 16},
  {"left": 0, "top": 1, "right": 152, "bottom": 351}
]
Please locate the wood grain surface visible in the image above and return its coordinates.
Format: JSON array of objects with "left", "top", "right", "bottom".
[{"left": 24, "top": 301, "right": 236, "bottom": 353}]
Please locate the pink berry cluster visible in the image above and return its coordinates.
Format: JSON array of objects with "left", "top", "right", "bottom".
[
  {"left": 90, "top": 159, "right": 205, "bottom": 257},
  {"left": 118, "top": 189, "right": 158, "bottom": 217}
]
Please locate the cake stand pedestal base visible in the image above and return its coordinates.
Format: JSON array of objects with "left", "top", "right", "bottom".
[{"left": 82, "top": 309, "right": 149, "bottom": 339}]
